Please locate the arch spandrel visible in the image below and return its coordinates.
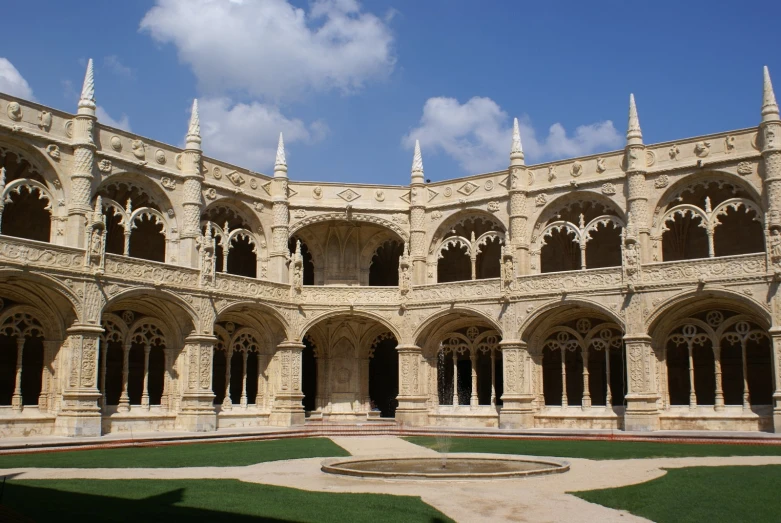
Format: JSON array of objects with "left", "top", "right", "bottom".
[
  {"left": 0, "top": 140, "right": 67, "bottom": 196},
  {"left": 103, "top": 287, "right": 198, "bottom": 343},
  {"left": 289, "top": 212, "right": 407, "bottom": 241},
  {"left": 428, "top": 209, "right": 506, "bottom": 256},
  {"left": 413, "top": 306, "right": 504, "bottom": 350},
  {"left": 519, "top": 298, "right": 625, "bottom": 344},
  {"left": 298, "top": 309, "right": 402, "bottom": 345},
  {"left": 0, "top": 270, "right": 79, "bottom": 338}
]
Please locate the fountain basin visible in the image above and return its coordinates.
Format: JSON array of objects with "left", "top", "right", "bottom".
[{"left": 321, "top": 454, "right": 569, "bottom": 480}]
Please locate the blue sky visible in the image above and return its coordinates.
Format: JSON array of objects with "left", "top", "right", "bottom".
[{"left": 1, "top": 0, "right": 779, "bottom": 185}]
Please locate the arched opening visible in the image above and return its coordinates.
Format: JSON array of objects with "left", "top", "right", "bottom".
[
  {"left": 369, "top": 335, "right": 398, "bottom": 417},
  {"left": 659, "top": 178, "right": 763, "bottom": 261},
  {"left": 227, "top": 235, "right": 256, "bottom": 278},
  {"left": 438, "top": 242, "right": 471, "bottom": 282},
  {"left": 289, "top": 237, "right": 314, "bottom": 285},
  {"left": 0, "top": 311, "right": 45, "bottom": 407},
  {"left": 437, "top": 326, "right": 502, "bottom": 407},
  {"left": 302, "top": 336, "right": 317, "bottom": 412},
  {"left": 213, "top": 324, "right": 263, "bottom": 410},
  {"left": 129, "top": 215, "right": 166, "bottom": 263},
  {"left": 203, "top": 204, "right": 261, "bottom": 279},
  {"left": 537, "top": 200, "right": 622, "bottom": 273},
  {"left": 369, "top": 240, "right": 403, "bottom": 286},
  {"left": 434, "top": 215, "right": 505, "bottom": 283},
  {"left": 0, "top": 150, "right": 54, "bottom": 243},
  {"left": 530, "top": 311, "right": 626, "bottom": 409},
  {"left": 2, "top": 186, "right": 50, "bottom": 242}
]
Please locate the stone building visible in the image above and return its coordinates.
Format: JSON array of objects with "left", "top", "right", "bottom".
[{"left": 0, "top": 60, "right": 780, "bottom": 438}]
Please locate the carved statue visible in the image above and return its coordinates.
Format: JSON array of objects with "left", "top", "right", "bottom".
[
  {"left": 770, "top": 228, "right": 781, "bottom": 266},
  {"left": 624, "top": 242, "right": 639, "bottom": 276},
  {"left": 90, "top": 228, "right": 103, "bottom": 257}
]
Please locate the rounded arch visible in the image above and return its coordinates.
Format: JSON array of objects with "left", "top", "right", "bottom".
[
  {"left": 0, "top": 270, "right": 79, "bottom": 336},
  {"left": 413, "top": 306, "right": 503, "bottom": 348},
  {"left": 0, "top": 139, "right": 66, "bottom": 196},
  {"left": 290, "top": 212, "right": 408, "bottom": 241},
  {"left": 519, "top": 298, "right": 625, "bottom": 343},
  {"left": 214, "top": 301, "right": 289, "bottom": 348},
  {"left": 94, "top": 172, "right": 175, "bottom": 214},
  {"left": 428, "top": 209, "right": 507, "bottom": 255},
  {"left": 103, "top": 287, "right": 198, "bottom": 339},
  {"left": 646, "top": 288, "right": 771, "bottom": 338},
  {"left": 298, "top": 309, "right": 402, "bottom": 344}
]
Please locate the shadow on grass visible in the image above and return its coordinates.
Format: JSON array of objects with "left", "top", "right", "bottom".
[{"left": 0, "top": 478, "right": 452, "bottom": 523}]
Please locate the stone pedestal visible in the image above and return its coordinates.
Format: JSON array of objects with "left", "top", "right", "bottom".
[
  {"left": 395, "top": 344, "right": 429, "bottom": 426},
  {"left": 54, "top": 325, "right": 103, "bottom": 437},
  {"left": 176, "top": 335, "right": 217, "bottom": 432},
  {"left": 623, "top": 335, "right": 660, "bottom": 431},
  {"left": 270, "top": 341, "right": 305, "bottom": 426},
  {"left": 770, "top": 330, "right": 781, "bottom": 433},
  {"left": 498, "top": 340, "right": 535, "bottom": 428}
]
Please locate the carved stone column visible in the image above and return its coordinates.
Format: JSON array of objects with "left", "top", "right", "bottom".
[
  {"left": 625, "top": 95, "right": 651, "bottom": 262},
  {"left": 508, "top": 119, "right": 530, "bottom": 273},
  {"left": 623, "top": 334, "right": 660, "bottom": 431},
  {"left": 67, "top": 60, "right": 97, "bottom": 248},
  {"left": 409, "top": 141, "right": 427, "bottom": 284},
  {"left": 498, "top": 340, "right": 535, "bottom": 428},
  {"left": 176, "top": 335, "right": 217, "bottom": 432},
  {"left": 54, "top": 324, "right": 103, "bottom": 437},
  {"left": 395, "top": 344, "right": 428, "bottom": 425},
  {"left": 269, "top": 134, "right": 290, "bottom": 283},
  {"left": 769, "top": 328, "right": 781, "bottom": 433},
  {"left": 270, "top": 341, "right": 305, "bottom": 426},
  {"left": 180, "top": 100, "right": 203, "bottom": 268}
]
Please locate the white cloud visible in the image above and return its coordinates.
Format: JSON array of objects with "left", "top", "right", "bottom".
[
  {"left": 0, "top": 58, "right": 34, "bottom": 100},
  {"left": 140, "top": 0, "right": 395, "bottom": 101},
  {"left": 103, "top": 55, "right": 133, "bottom": 78},
  {"left": 403, "top": 96, "right": 623, "bottom": 174},
  {"left": 198, "top": 97, "right": 327, "bottom": 171},
  {"left": 96, "top": 106, "right": 132, "bottom": 132}
]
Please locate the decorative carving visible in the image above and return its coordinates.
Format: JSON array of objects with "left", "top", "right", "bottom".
[
  {"left": 487, "top": 201, "right": 500, "bottom": 212},
  {"left": 110, "top": 136, "right": 122, "bottom": 151},
  {"left": 98, "top": 159, "right": 112, "bottom": 173},
  {"left": 654, "top": 174, "right": 669, "bottom": 188},
  {"left": 725, "top": 135, "right": 735, "bottom": 153},
  {"left": 313, "top": 186, "right": 323, "bottom": 200},
  {"left": 212, "top": 167, "right": 223, "bottom": 180},
  {"left": 484, "top": 180, "right": 494, "bottom": 191},
  {"left": 596, "top": 157, "right": 606, "bottom": 173},
  {"left": 694, "top": 141, "right": 711, "bottom": 157},
  {"left": 547, "top": 165, "right": 557, "bottom": 181},
  {"left": 161, "top": 177, "right": 177, "bottom": 190},
  {"left": 668, "top": 144, "right": 680, "bottom": 160},
  {"left": 293, "top": 209, "right": 307, "bottom": 219},
  {"left": 46, "top": 144, "right": 60, "bottom": 160},
  {"left": 535, "top": 194, "right": 547, "bottom": 207},
  {"left": 431, "top": 210, "right": 443, "bottom": 221},
  {"left": 374, "top": 189, "right": 384, "bottom": 202},
  {"left": 737, "top": 162, "right": 753, "bottom": 175},
  {"left": 337, "top": 188, "right": 360, "bottom": 202},
  {"left": 7, "top": 102, "right": 22, "bottom": 121},
  {"left": 646, "top": 150, "right": 656, "bottom": 167},
  {"left": 227, "top": 170, "right": 245, "bottom": 186},
  {"left": 458, "top": 182, "right": 479, "bottom": 196},
  {"left": 444, "top": 187, "right": 452, "bottom": 198},
  {"left": 155, "top": 149, "right": 166, "bottom": 164},
  {"left": 570, "top": 161, "right": 582, "bottom": 177},
  {"left": 38, "top": 111, "right": 52, "bottom": 131},
  {"left": 600, "top": 183, "right": 616, "bottom": 195},
  {"left": 131, "top": 139, "right": 145, "bottom": 159},
  {"left": 204, "top": 188, "right": 217, "bottom": 200}
]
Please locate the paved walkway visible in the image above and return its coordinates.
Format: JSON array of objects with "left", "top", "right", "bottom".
[{"left": 4, "top": 436, "right": 781, "bottom": 522}]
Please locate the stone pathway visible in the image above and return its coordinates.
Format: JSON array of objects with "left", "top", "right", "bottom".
[{"left": 4, "top": 437, "right": 781, "bottom": 522}]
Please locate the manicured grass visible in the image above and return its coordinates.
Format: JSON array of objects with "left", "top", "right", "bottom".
[
  {"left": 1, "top": 478, "right": 453, "bottom": 523},
  {"left": 573, "top": 465, "right": 781, "bottom": 522},
  {"left": 0, "top": 437, "right": 349, "bottom": 468},
  {"left": 404, "top": 436, "right": 781, "bottom": 460}
]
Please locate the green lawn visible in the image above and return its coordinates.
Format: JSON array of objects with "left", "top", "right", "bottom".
[
  {"left": 404, "top": 436, "right": 781, "bottom": 460},
  {"left": 0, "top": 479, "right": 453, "bottom": 523},
  {"left": 0, "top": 437, "right": 349, "bottom": 468},
  {"left": 573, "top": 465, "right": 781, "bottom": 522}
]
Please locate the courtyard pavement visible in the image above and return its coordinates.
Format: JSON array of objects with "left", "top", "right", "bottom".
[{"left": 3, "top": 436, "right": 781, "bottom": 522}]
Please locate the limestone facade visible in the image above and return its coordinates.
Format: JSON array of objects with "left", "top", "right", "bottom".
[{"left": 0, "top": 60, "right": 780, "bottom": 437}]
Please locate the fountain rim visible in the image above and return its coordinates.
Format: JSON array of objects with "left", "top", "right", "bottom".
[{"left": 321, "top": 453, "right": 570, "bottom": 480}]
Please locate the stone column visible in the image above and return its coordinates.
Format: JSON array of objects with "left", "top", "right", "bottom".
[
  {"left": 560, "top": 348, "right": 568, "bottom": 408},
  {"left": 99, "top": 339, "right": 108, "bottom": 410},
  {"left": 409, "top": 141, "right": 427, "bottom": 284},
  {"left": 623, "top": 334, "right": 660, "bottom": 431},
  {"left": 54, "top": 324, "right": 103, "bottom": 437},
  {"left": 118, "top": 343, "right": 131, "bottom": 412},
  {"left": 360, "top": 356, "right": 370, "bottom": 411},
  {"left": 66, "top": 60, "right": 97, "bottom": 248},
  {"left": 508, "top": 118, "right": 529, "bottom": 273},
  {"left": 180, "top": 99, "right": 204, "bottom": 268},
  {"left": 10, "top": 337, "right": 24, "bottom": 411},
  {"left": 255, "top": 353, "right": 267, "bottom": 409},
  {"left": 625, "top": 94, "right": 651, "bottom": 262},
  {"left": 451, "top": 351, "right": 458, "bottom": 405},
  {"left": 581, "top": 348, "right": 591, "bottom": 409},
  {"left": 769, "top": 328, "right": 781, "bottom": 433},
  {"left": 270, "top": 341, "right": 305, "bottom": 426},
  {"left": 176, "top": 334, "right": 217, "bottom": 432},
  {"left": 269, "top": 134, "right": 290, "bottom": 283},
  {"left": 222, "top": 348, "right": 233, "bottom": 410},
  {"left": 395, "top": 344, "right": 428, "bottom": 425},
  {"left": 40, "top": 340, "right": 59, "bottom": 412},
  {"left": 240, "top": 350, "right": 249, "bottom": 408},
  {"left": 761, "top": 67, "right": 781, "bottom": 235},
  {"left": 141, "top": 344, "right": 151, "bottom": 409},
  {"left": 605, "top": 348, "right": 613, "bottom": 408},
  {"left": 490, "top": 348, "right": 497, "bottom": 406},
  {"left": 498, "top": 340, "right": 535, "bottom": 428},
  {"left": 713, "top": 342, "right": 725, "bottom": 411},
  {"left": 469, "top": 352, "right": 478, "bottom": 408}
]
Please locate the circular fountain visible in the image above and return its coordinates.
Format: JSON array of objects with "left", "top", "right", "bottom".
[{"left": 321, "top": 454, "right": 569, "bottom": 480}]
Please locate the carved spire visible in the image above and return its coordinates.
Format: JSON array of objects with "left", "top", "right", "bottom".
[
  {"left": 186, "top": 98, "right": 201, "bottom": 147},
  {"left": 204, "top": 222, "right": 213, "bottom": 241},
  {"left": 762, "top": 66, "right": 780, "bottom": 123},
  {"left": 626, "top": 93, "right": 643, "bottom": 146},
  {"left": 510, "top": 117, "right": 525, "bottom": 165},
  {"left": 295, "top": 239, "right": 303, "bottom": 263},
  {"left": 93, "top": 195, "right": 103, "bottom": 223},
  {"left": 0, "top": 166, "right": 6, "bottom": 193},
  {"left": 275, "top": 132, "right": 287, "bottom": 169},
  {"left": 411, "top": 139, "right": 424, "bottom": 184},
  {"left": 78, "top": 58, "right": 96, "bottom": 113}
]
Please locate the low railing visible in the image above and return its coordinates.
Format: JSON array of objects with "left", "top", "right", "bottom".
[
  {"left": 640, "top": 253, "right": 766, "bottom": 284},
  {"left": 300, "top": 285, "right": 399, "bottom": 305}
]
